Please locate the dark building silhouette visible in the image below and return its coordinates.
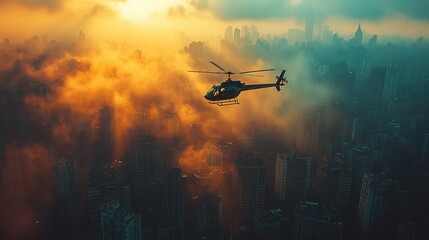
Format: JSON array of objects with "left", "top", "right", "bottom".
[
  {"left": 156, "top": 167, "right": 185, "bottom": 240},
  {"left": 100, "top": 201, "right": 141, "bottom": 240},
  {"left": 87, "top": 160, "right": 131, "bottom": 232},
  {"left": 235, "top": 152, "right": 266, "bottom": 221},
  {"left": 275, "top": 151, "right": 312, "bottom": 203},
  {"left": 131, "top": 132, "right": 165, "bottom": 210},
  {"left": 253, "top": 209, "right": 288, "bottom": 240},
  {"left": 295, "top": 202, "right": 343, "bottom": 240},
  {"left": 357, "top": 173, "right": 399, "bottom": 235}
]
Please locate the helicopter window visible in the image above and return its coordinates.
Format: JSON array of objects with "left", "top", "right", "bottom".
[{"left": 213, "top": 89, "right": 219, "bottom": 96}]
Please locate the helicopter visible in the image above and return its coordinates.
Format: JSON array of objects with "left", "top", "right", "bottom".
[{"left": 189, "top": 61, "right": 287, "bottom": 106}]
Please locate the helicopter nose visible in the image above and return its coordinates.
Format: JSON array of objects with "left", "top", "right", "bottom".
[{"left": 204, "top": 93, "right": 211, "bottom": 100}]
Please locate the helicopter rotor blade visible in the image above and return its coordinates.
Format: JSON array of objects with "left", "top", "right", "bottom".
[
  {"left": 237, "top": 73, "right": 263, "bottom": 77},
  {"left": 188, "top": 70, "right": 225, "bottom": 74},
  {"left": 209, "top": 61, "right": 227, "bottom": 72},
  {"left": 239, "top": 69, "right": 275, "bottom": 74}
]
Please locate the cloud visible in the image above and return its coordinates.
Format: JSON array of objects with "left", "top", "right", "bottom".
[
  {"left": 196, "top": 0, "right": 429, "bottom": 21},
  {"left": 0, "top": 0, "right": 65, "bottom": 10}
]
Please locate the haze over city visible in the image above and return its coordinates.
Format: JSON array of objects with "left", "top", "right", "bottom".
[{"left": 1, "top": 1, "right": 429, "bottom": 240}]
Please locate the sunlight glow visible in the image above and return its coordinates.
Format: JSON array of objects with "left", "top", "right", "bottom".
[{"left": 115, "top": 0, "right": 182, "bottom": 22}]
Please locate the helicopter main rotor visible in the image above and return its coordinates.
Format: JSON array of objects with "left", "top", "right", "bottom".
[{"left": 189, "top": 61, "right": 275, "bottom": 81}]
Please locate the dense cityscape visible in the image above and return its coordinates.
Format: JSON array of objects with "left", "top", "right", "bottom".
[{"left": 1, "top": 17, "right": 429, "bottom": 240}]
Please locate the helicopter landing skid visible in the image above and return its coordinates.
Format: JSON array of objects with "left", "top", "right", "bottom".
[{"left": 208, "top": 98, "right": 239, "bottom": 106}]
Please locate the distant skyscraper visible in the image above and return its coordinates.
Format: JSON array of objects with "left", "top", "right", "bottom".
[
  {"left": 275, "top": 151, "right": 312, "bottom": 202},
  {"left": 253, "top": 209, "right": 287, "bottom": 240},
  {"left": 250, "top": 25, "right": 259, "bottom": 43},
  {"left": 156, "top": 167, "right": 184, "bottom": 240},
  {"left": 324, "top": 164, "right": 352, "bottom": 207},
  {"left": 235, "top": 152, "right": 266, "bottom": 220},
  {"left": 295, "top": 202, "right": 343, "bottom": 240},
  {"left": 353, "top": 24, "right": 363, "bottom": 46},
  {"left": 192, "top": 193, "right": 223, "bottom": 235},
  {"left": 53, "top": 158, "right": 75, "bottom": 201},
  {"left": 225, "top": 26, "right": 233, "bottom": 42},
  {"left": 296, "top": 110, "right": 320, "bottom": 155},
  {"left": 87, "top": 161, "right": 131, "bottom": 230},
  {"left": 101, "top": 201, "right": 141, "bottom": 240},
  {"left": 233, "top": 27, "right": 241, "bottom": 44},
  {"left": 305, "top": 14, "right": 314, "bottom": 42},
  {"left": 132, "top": 133, "right": 165, "bottom": 209},
  {"left": 98, "top": 105, "right": 114, "bottom": 162},
  {"left": 382, "top": 64, "right": 400, "bottom": 106},
  {"left": 241, "top": 25, "right": 250, "bottom": 39},
  {"left": 357, "top": 173, "right": 399, "bottom": 233}
]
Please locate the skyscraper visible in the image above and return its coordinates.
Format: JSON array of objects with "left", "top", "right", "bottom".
[
  {"left": 233, "top": 27, "right": 241, "bottom": 44},
  {"left": 295, "top": 202, "right": 343, "bottom": 240},
  {"left": 101, "top": 201, "right": 141, "bottom": 240},
  {"left": 275, "top": 151, "right": 312, "bottom": 203},
  {"left": 131, "top": 133, "right": 165, "bottom": 210},
  {"left": 305, "top": 14, "right": 314, "bottom": 42},
  {"left": 353, "top": 24, "right": 363, "bottom": 46},
  {"left": 156, "top": 167, "right": 184, "bottom": 239},
  {"left": 235, "top": 152, "right": 266, "bottom": 220},
  {"left": 53, "top": 158, "right": 75, "bottom": 201},
  {"left": 224, "top": 26, "right": 233, "bottom": 42},
  {"left": 357, "top": 173, "right": 399, "bottom": 233},
  {"left": 382, "top": 64, "right": 400, "bottom": 106}
]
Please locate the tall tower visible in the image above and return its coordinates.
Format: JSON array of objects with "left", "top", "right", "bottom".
[
  {"left": 233, "top": 27, "right": 241, "bottom": 44},
  {"left": 305, "top": 14, "right": 314, "bottom": 42},
  {"left": 353, "top": 24, "right": 363, "bottom": 45},
  {"left": 101, "top": 201, "right": 141, "bottom": 240},
  {"left": 235, "top": 152, "right": 266, "bottom": 220},
  {"left": 53, "top": 158, "right": 75, "bottom": 201},
  {"left": 275, "top": 151, "right": 312, "bottom": 203},
  {"left": 132, "top": 133, "right": 165, "bottom": 209},
  {"left": 382, "top": 64, "right": 400, "bottom": 106},
  {"left": 225, "top": 26, "right": 233, "bottom": 42},
  {"left": 357, "top": 173, "right": 398, "bottom": 233},
  {"left": 156, "top": 167, "right": 184, "bottom": 239}
]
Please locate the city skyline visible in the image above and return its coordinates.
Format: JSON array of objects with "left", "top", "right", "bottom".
[{"left": 1, "top": 1, "right": 429, "bottom": 240}]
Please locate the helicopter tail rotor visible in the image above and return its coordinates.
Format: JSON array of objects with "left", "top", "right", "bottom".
[{"left": 275, "top": 70, "right": 287, "bottom": 91}]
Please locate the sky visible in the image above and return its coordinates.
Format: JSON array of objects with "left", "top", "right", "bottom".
[{"left": 0, "top": 0, "right": 429, "bottom": 42}]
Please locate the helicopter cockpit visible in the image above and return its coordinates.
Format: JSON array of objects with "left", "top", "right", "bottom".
[{"left": 206, "top": 85, "right": 226, "bottom": 97}]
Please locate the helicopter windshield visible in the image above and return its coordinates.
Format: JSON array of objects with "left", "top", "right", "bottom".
[{"left": 207, "top": 85, "right": 220, "bottom": 96}]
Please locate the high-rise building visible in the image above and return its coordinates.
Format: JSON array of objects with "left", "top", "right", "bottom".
[
  {"left": 382, "top": 64, "right": 400, "bottom": 106},
  {"left": 156, "top": 167, "right": 185, "bottom": 240},
  {"left": 233, "top": 27, "right": 241, "bottom": 44},
  {"left": 101, "top": 201, "right": 141, "bottom": 240},
  {"left": 225, "top": 26, "right": 233, "bottom": 42},
  {"left": 296, "top": 109, "right": 320, "bottom": 155},
  {"left": 295, "top": 202, "right": 343, "bottom": 240},
  {"left": 324, "top": 164, "right": 352, "bottom": 207},
  {"left": 98, "top": 106, "right": 115, "bottom": 162},
  {"left": 191, "top": 193, "right": 223, "bottom": 235},
  {"left": 132, "top": 133, "right": 165, "bottom": 210},
  {"left": 235, "top": 152, "right": 266, "bottom": 220},
  {"left": 253, "top": 209, "right": 287, "bottom": 240},
  {"left": 352, "top": 24, "right": 363, "bottom": 46},
  {"left": 87, "top": 160, "right": 131, "bottom": 230},
  {"left": 250, "top": 25, "right": 259, "bottom": 43},
  {"left": 305, "top": 14, "right": 314, "bottom": 42},
  {"left": 241, "top": 25, "right": 250, "bottom": 40},
  {"left": 53, "top": 158, "right": 75, "bottom": 201},
  {"left": 275, "top": 151, "right": 312, "bottom": 203},
  {"left": 357, "top": 173, "right": 399, "bottom": 233}
]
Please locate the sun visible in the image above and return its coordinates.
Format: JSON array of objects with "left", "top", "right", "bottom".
[{"left": 114, "top": 0, "right": 181, "bottom": 22}]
